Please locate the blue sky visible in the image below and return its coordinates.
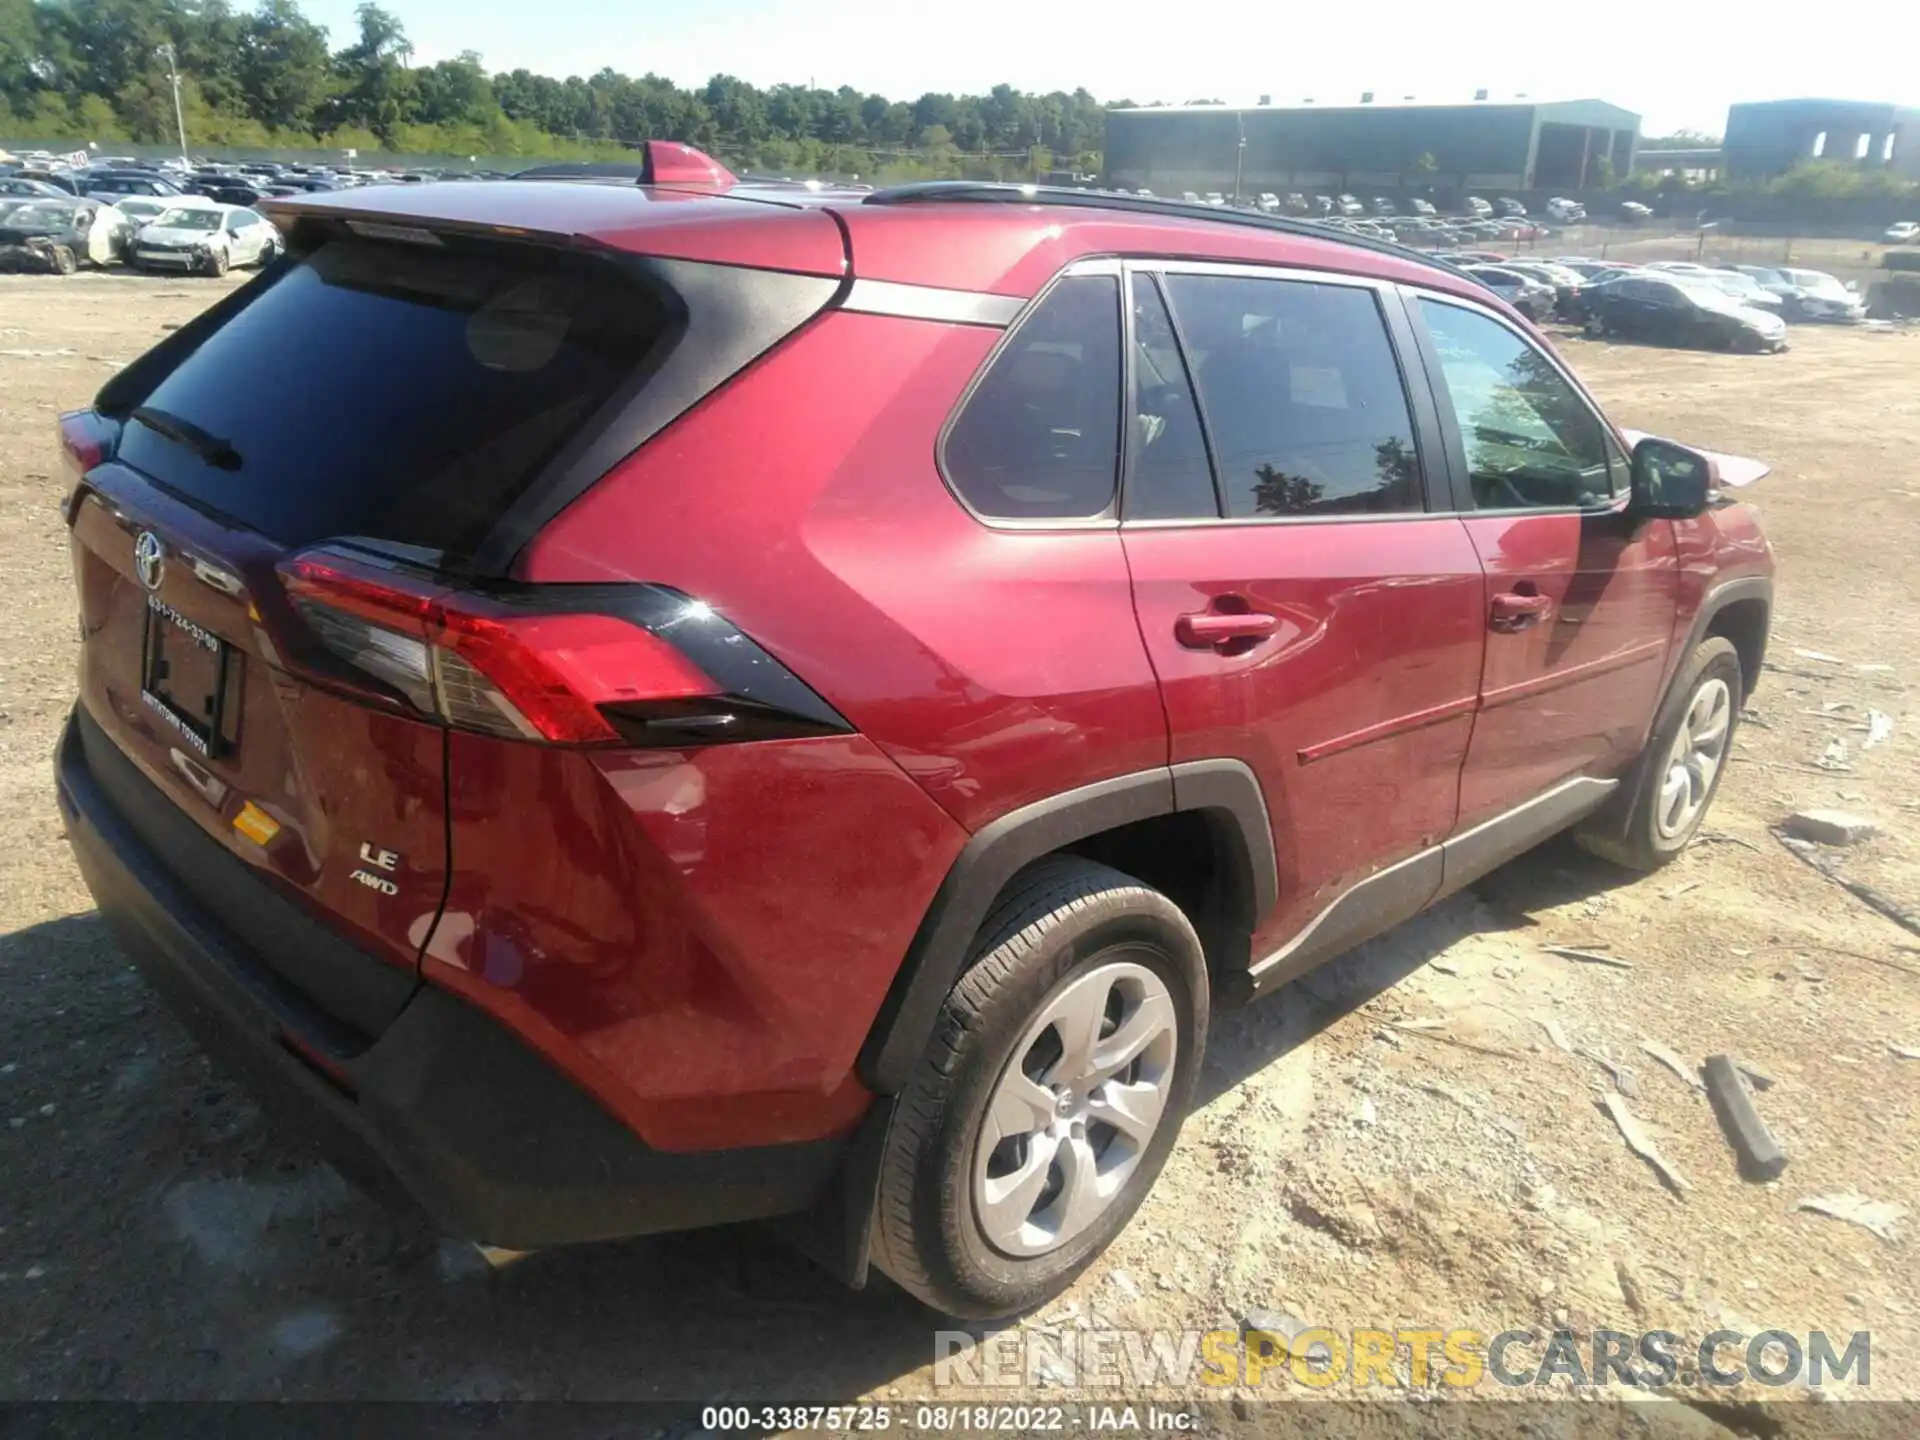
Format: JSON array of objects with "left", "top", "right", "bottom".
[{"left": 296, "top": 0, "right": 1914, "bottom": 137}]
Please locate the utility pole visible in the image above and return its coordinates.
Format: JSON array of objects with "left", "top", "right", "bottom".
[
  {"left": 1232, "top": 112, "right": 1247, "bottom": 203},
  {"left": 159, "top": 42, "right": 188, "bottom": 163}
]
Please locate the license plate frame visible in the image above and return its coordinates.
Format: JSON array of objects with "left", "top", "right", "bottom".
[{"left": 141, "top": 595, "right": 237, "bottom": 759}]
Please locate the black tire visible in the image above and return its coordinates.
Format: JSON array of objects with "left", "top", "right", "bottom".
[
  {"left": 1577, "top": 636, "right": 1743, "bottom": 871},
  {"left": 205, "top": 248, "right": 229, "bottom": 278},
  {"left": 50, "top": 245, "right": 76, "bottom": 276},
  {"left": 871, "top": 857, "right": 1208, "bottom": 1320}
]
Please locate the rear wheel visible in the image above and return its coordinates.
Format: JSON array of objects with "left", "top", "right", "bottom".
[
  {"left": 872, "top": 858, "right": 1206, "bottom": 1319},
  {"left": 50, "top": 245, "right": 76, "bottom": 275},
  {"left": 1577, "top": 636, "right": 1742, "bottom": 870}
]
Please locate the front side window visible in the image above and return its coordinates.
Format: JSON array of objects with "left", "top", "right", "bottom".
[
  {"left": 1162, "top": 274, "right": 1424, "bottom": 518},
  {"left": 944, "top": 274, "right": 1122, "bottom": 521},
  {"left": 1417, "top": 298, "right": 1615, "bottom": 511}
]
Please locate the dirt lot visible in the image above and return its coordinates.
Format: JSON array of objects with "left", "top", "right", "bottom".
[{"left": 1, "top": 272, "right": 1917, "bottom": 1426}]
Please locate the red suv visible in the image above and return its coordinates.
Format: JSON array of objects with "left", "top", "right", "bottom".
[{"left": 54, "top": 146, "right": 1773, "bottom": 1320}]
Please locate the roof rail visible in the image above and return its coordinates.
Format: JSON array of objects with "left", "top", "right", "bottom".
[
  {"left": 517, "top": 141, "right": 737, "bottom": 190},
  {"left": 861, "top": 181, "right": 1463, "bottom": 276}
]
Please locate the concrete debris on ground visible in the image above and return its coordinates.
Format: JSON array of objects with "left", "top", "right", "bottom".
[
  {"left": 1600, "top": 1093, "right": 1691, "bottom": 1195},
  {"left": 1640, "top": 1039, "right": 1708, "bottom": 1091},
  {"left": 1782, "top": 809, "right": 1880, "bottom": 846},
  {"left": 1701, "top": 1054, "right": 1789, "bottom": 1181},
  {"left": 1798, "top": 1192, "right": 1910, "bottom": 1241}
]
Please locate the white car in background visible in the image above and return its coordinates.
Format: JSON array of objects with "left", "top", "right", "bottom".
[
  {"left": 1884, "top": 221, "right": 1918, "bottom": 244},
  {"left": 103, "top": 195, "right": 211, "bottom": 256},
  {"left": 130, "top": 203, "right": 281, "bottom": 276}
]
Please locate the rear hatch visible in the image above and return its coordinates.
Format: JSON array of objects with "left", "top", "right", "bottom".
[{"left": 65, "top": 217, "right": 798, "bottom": 1036}]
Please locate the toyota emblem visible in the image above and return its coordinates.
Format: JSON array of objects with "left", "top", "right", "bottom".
[{"left": 133, "top": 531, "right": 165, "bottom": 592}]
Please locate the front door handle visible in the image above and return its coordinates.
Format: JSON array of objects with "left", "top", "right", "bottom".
[
  {"left": 1490, "top": 590, "right": 1553, "bottom": 632},
  {"left": 1175, "top": 610, "right": 1278, "bottom": 650}
]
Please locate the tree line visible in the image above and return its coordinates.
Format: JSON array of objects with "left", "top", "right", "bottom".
[{"left": 0, "top": 0, "right": 1125, "bottom": 175}]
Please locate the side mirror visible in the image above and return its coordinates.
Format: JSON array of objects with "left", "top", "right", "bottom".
[{"left": 1628, "top": 437, "right": 1714, "bottom": 519}]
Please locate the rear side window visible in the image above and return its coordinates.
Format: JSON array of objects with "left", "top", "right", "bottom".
[
  {"left": 115, "top": 238, "right": 670, "bottom": 560},
  {"left": 944, "top": 275, "right": 1122, "bottom": 520},
  {"left": 1161, "top": 274, "right": 1424, "bottom": 518},
  {"left": 1127, "top": 274, "right": 1218, "bottom": 520}
]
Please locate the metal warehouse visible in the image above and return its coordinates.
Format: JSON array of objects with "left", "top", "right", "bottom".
[
  {"left": 1104, "top": 98, "right": 1640, "bottom": 198},
  {"left": 1722, "top": 98, "right": 1919, "bottom": 180}
]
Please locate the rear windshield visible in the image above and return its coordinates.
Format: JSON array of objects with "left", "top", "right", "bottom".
[{"left": 116, "top": 237, "right": 669, "bottom": 560}]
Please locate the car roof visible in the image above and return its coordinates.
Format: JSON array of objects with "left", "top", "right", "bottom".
[{"left": 269, "top": 175, "right": 1493, "bottom": 306}]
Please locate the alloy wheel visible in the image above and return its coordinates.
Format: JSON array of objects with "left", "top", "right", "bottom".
[
  {"left": 972, "top": 959, "right": 1178, "bottom": 1259},
  {"left": 1656, "top": 676, "right": 1732, "bottom": 840}
]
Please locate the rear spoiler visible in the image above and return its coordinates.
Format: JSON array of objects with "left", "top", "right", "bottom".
[{"left": 1620, "top": 429, "right": 1770, "bottom": 489}]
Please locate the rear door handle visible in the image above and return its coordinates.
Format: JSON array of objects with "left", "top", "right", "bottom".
[
  {"left": 1489, "top": 591, "right": 1553, "bottom": 632},
  {"left": 1175, "top": 610, "right": 1279, "bottom": 649}
]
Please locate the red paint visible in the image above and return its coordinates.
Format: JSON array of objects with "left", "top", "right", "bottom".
[
  {"left": 69, "top": 466, "right": 448, "bottom": 982},
  {"left": 1456, "top": 510, "right": 1678, "bottom": 826},
  {"left": 641, "top": 140, "right": 737, "bottom": 190},
  {"left": 526, "top": 310, "right": 1171, "bottom": 832},
  {"left": 64, "top": 182, "right": 1777, "bottom": 1185},
  {"left": 428, "top": 730, "right": 964, "bottom": 1150},
  {"left": 1120, "top": 519, "right": 1486, "bottom": 953}
]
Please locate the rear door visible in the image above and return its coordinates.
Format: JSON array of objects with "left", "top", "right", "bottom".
[
  {"left": 1407, "top": 290, "right": 1677, "bottom": 829},
  {"left": 68, "top": 230, "right": 679, "bottom": 1026},
  {"left": 1118, "top": 263, "right": 1486, "bottom": 973}
]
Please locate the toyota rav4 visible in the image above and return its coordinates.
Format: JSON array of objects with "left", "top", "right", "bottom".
[{"left": 54, "top": 143, "right": 1773, "bottom": 1320}]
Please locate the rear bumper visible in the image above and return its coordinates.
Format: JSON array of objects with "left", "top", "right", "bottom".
[{"left": 55, "top": 706, "right": 847, "bottom": 1249}]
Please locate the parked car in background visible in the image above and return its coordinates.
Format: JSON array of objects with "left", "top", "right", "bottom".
[
  {"left": 1697, "top": 269, "right": 1783, "bottom": 314},
  {"left": 1727, "top": 265, "right": 1808, "bottom": 314},
  {"left": 1370, "top": 197, "right": 1396, "bottom": 215},
  {"left": 1619, "top": 200, "right": 1653, "bottom": 221},
  {"left": 1180, "top": 190, "right": 1201, "bottom": 203},
  {"left": 1462, "top": 194, "right": 1493, "bottom": 216},
  {"left": 1545, "top": 197, "right": 1587, "bottom": 222},
  {"left": 53, "top": 162, "right": 1774, "bottom": 1322},
  {"left": 1409, "top": 198, "right": 1437, "bottom": 216},
  {"left": 14, "top": 168, "right": 81, "bottom": 195},
  {"left": 1582, "top": 274, "right": 1788, "bottom": 351},
  {"left": 0, "top": 197, "right": 129, "bottom": 271},
  {"left": 1498, "top": 259, "right": 1587, "bottom": 319},
  {"left": 130, "top": 204, "right": 281, "bottom": 276},
  {"left": 1202, "top": 192, "right": 1227, "bottom": 207},
  {"left": 1881, "top": 221, "right": 1916, "bottom": 243},
  {"left": 0, "top": 175, "right": 70, "bottom": 200},
  {"left": 1778, "top": 267, "right": 1865, "bottom": 322},
  {"left": 83, "top": 171, "right": 185, "bottom": 201},
  {"left": 1334, "top": 193, "right": 1364, "bottom": 215},
  {"left": 1311, "top": 194, "right": 1335, "bottom": 214},
  {"left": 1495, "top": 197, "right": 1527, "bottom": 216},
  {"left": 190, "top": 180, "right": 270, "bottom": 207},
  {"left": 1464, "top": 263, "right": 1557, "bottom": 319}
]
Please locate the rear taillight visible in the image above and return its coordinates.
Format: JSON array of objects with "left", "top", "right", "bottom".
[
  {"left": 57, "top": 410, "right": 118, "bottom": 522},
  {"left": 279, "top": 553, "right": 718, "bottom": 745}
]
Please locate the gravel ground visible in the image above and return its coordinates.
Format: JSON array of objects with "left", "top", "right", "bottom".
[{"left": 1, "top": 272, "right": 1917, "bottom": 1430}]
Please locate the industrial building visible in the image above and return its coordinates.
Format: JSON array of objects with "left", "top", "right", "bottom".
[
  {"left": 1722, "top": 99, "right": 1919, "bottom": 180},
  {"left": 1103, "top": 97, "right": 1640, "bottom": 198}
]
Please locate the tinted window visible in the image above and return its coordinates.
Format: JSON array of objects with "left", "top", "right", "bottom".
[
  {"left": 1126, "top": 274, "right": 1217, "bottom": 520},
  {"left": 117, "top": 238, "right": 669, "bottom": 559},
  {"left": 945, "top": 274, "right": 1121, "bottom": 520},
  {"left": 1162, "top": 274, "right": 1423, "bottom": 518},
  {"left": 1417, "top": 298, "right": 1614, "bottom": 510}
]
